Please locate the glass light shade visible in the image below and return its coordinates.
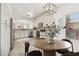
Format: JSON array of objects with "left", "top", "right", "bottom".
[{"left": 43, "top": 3, "right": 57, "bottom": 15}]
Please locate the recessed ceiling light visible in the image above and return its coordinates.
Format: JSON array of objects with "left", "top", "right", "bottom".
[
  {"left": 26, "top": 12, "right": 30, "bottom": 16},
  {"left": 26, "top": 11, "right": 33, "bottom": 17}
]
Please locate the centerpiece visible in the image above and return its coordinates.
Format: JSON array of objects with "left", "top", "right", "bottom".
[{"left": 45, "top": 22, "right": 60, "bottom": 44}]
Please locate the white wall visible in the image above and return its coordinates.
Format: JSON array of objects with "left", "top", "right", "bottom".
[
  {"left": 56, "top": 3, "right": 79, "bottom": 20},
  {"left": 34, "top": 3, "right": 79, "bottom": 40},
  {"left": 56, "top": 3, "right": 79, "bottom": 39},
  {"left": 0, "top": 3, "right": 1, "bottom": 55},
  {"left": 33, "top": 14, "right": 57, "bottom": 27},
  {"left": 1, "top": 3, "right": 12, "bottom": 56}
]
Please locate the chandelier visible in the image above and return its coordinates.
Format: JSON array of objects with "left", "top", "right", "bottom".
[{"left": 43, "top": 3, "right": 57, "bottom": 15}]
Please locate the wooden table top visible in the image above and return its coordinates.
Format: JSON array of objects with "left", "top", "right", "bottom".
[{"left": 29, "top": 38, "right": 71, "bottom": 50}]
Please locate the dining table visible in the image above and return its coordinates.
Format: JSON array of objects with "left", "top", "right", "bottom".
[{"left": 29, "top": 38, "right": 71, "bottom": 56}]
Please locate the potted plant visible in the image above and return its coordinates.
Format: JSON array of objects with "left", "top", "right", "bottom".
[{"left": 45, "top": 22, "right": 60, "bottom": 44}]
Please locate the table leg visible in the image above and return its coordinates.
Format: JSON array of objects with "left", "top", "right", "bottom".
[{"left": 43, "top": 50, "right": 56, "bottom": 56}]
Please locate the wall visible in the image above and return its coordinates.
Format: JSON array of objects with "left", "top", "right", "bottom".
[
  {"left": 1, "top": 3, "right": 12, "bottom": 56},
  {"left": 0, "top": 3, "right": 1, "bottom": 55},
  {"left": 56, "top": 3, "right": 79, "bottom": 39},
  {"left": 56, "top": 3, "right": 79, "bottom": 20},
  {"left": 34, "top": 3, "right": 79, "bottom": 40},
  {"left": 33, "top": 14, "right": 56, "bottom": 27}
]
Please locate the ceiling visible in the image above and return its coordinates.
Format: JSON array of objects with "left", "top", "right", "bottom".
[{"left": 9, "top": 3, "right": 66, "bottom": 20}]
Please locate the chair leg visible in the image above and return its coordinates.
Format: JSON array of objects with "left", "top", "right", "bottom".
[
  {"left": 40, "top": 49, "right": 43, "bottom": 56},
  {"left": 25, "top": 52, "right": 28, "bottom": 56},
  {"left": 25, "top": 52, "right": 26, "bottom": 56}
]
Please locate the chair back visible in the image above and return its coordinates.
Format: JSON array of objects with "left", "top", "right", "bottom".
[
  {"left": 62, "top": 52, "right": 79, "bottom": 56},
  {"left": 25, "top": 42, "right": 30, "bottom": 56},
  {"left": 36, "top": 31, "right": 40, "bottom": 38},
  {"left": 27, "top": 50, "right": 42, "bottom": 56},
  {"left": 62, "top": 39, "right": 74, "bottom": 52}
]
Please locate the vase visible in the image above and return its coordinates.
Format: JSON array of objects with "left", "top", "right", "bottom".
[
  {"left": 45, "top": 36, "right": 55, "bottom": 44},
  {"left": 49, "top": 38, "right": 55, "bottom": 44}
]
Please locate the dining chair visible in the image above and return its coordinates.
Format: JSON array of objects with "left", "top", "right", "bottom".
[
  {"left": 27, "top": 50, "right": 42, "bottom": 56},
  {"left": 25, "top": 42, "right": 30, "bottom": 56},
  {"left": 36, "top": 31, "right": 40, "bottom": 38},
  {"left": 57, "top": 39, "right": 74, "bottom": 54},
  {"left": 25, "top": 42, "right": 42, "bottom": 56},
  {"left": 62, "top": 52, "right": 79, "bottom": 56}
]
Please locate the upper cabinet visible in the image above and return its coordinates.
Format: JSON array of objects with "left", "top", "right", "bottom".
[{"left": 13, "top": 20, "right": 33, "bottom": 29}]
